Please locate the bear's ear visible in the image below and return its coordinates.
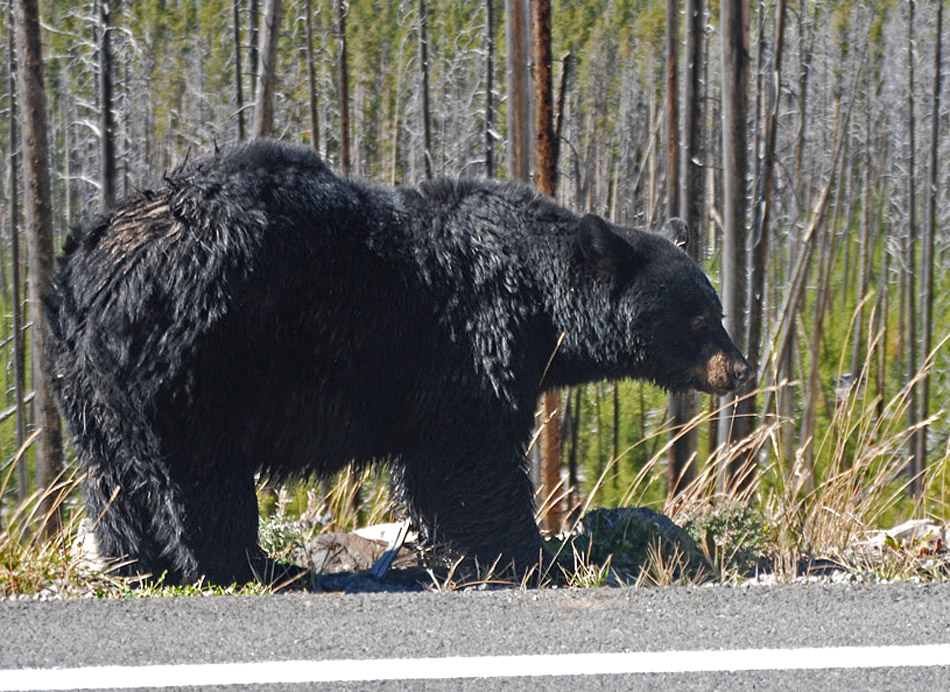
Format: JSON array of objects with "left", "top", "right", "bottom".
[
  {"left": 577, "top": 214, "right": 626, "bottom": 278},
  {"left": 662, "top": 217, "right": 691, "bottom": 251}
]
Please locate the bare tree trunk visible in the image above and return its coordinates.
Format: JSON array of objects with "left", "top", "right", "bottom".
[
  {"left": 566, "top": 388, "right": 582, "bottom": 512},
  {"left": 534, "top": 0, "right": 556, "bottom": 195},
  {"left": 417, "top": 0, "right": 433, "bottom": 179},
  {"left": 248, "top": 0, "right": 260, "bottom": 103},
  {"left": 748, "top": 0, "right": 786, "bottom": 378},
  {"left": 484, "top": 0, "right": 495, "bottom": 177},
  {"left": 646, "top": 81, "right": 658, "bottom": 226},
  {"left": 233, "top": 0, "right": 245, "bottom": 141},
  {"left": 668, "top": 0, "right": 704, "bottom": 496},
  {"left": 336, "top": 0, "right": 350, "bottom": 176},
  {"left": 793, "top": 3, "right": 819, "bottom": 220},
  {"left": 534, "top": 0, "right": 562, "bottom": 533},
  {"left": 305, "top": 0, "right": 318, "bottom": 152},
  {"left": 506, "top": 0, "right": 531, "bottom": 182},
  {"left": 13, "top": 0, "right": 65, "bottom": 538},
  {"left": 7, "top": 0, "right": 26, "bottom": 502},
  {"left": 98, "top": 0, "right": 116, "bottom": 209},
  {"left": 681, "top": 0, "right": 703, "bottom": 250},
  {"left": 915, "top": 0, "right": 941, "bottom": 488},
  {"left": 850, "top": 70, "right": 874, "bottom": 384},
  {"left": 666, "top": 0, "right": 680, "bottom": 218},
  {"left": 905, "top": 0, "right": 920, "bottom": 496},
  {"left": 717, "top": 0, "right": 751, "bottom": 491},
  {"left": 555, "top": 52, "right": 571, "bottom": 148},
  {"left": 252, "top": 0, "right": 281, "bottom": 138},
  {"left": 666, "top": 0, "right": 695, "bottom": 497}
]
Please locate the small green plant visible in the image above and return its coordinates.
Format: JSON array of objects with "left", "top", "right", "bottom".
[
  {"left": 119, "top": 577, "right": 275, "bottom": 598},
  {"left": 685, "top": 503, "right": 773, "bottom": 580}
]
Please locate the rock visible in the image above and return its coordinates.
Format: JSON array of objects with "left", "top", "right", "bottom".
[
  {"left": 858, "top": 519, "right": 947, "bottom": 557},
  {"left": 576, "top": 507, "right": 711, "bottom": 583},
  {"left": 298, "top": 531, "right": 418, "bottom": 575},
  {"left": 71, "top": 518, "right": 107, "bottom": 573}
]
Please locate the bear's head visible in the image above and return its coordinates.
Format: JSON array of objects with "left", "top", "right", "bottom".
[{"left": 574, "top": 214, "right": 753, "bottom": 396}]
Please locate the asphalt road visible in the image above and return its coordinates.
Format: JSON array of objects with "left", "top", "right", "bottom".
[{"left": 2, "top": 582, "right": 950, "bottom": 690}]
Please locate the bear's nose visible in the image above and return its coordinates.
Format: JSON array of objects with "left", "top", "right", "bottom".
[{"left": 731, "top": 357, "right": 755, "bottom": 386}]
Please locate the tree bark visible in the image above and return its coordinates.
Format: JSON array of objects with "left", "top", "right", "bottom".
[
  {"left": 534, "top": 0, "right": 556, "bottom": 195},
  {"left": 669, "top": 0, "right": 704, "bottom": 497},
  {"left": 506, "top": 0, "right": 531, "bottom": 182},
  {"left": 484, "top": 0, "right": 495, "bottom": 177},
  {"left": 850, "top": 69, "right": 874, "bottom": 390},
  {"left": 680, "top": 0, "right": 703, "bottom": 240},
  {"left": 666, "top": 0, "right": 680, "bottom": 218},
  {"left": 717, "top": 0, "right": 751, "bottom": 491},
  {"left": 252, "top": 0, "right": 281, "bottom": 138},
  {"left": 13, "top": 0, "right": 65, "bottom": 537},
  {"left": 336, "top": 0, "right": 350, "bottom": 176},
  {"left": 418, "top": 0, "right": 433, "bottom": 179},
  {"left": 534, "top": 0, "right": 562, "bottom": 533},
  {"left": 233, "top": 0, "right": 246, "bottom": 141},
  {"left": 905, "top": 0, "right": 920, "bottom": 496},
  {"left": 747, "top": 0, "right": 786, "bottom": 378},
  {"left": 98, "top": 0, "right": 116, "bottom": 209},
  {"left": 305, "top": 0, "right": 318, "bottom": 152},
  {"left": 666, "top": 0, "right": 696, "bottom": 497},
  {"left": 7, "top": 0, "right": 26, "bottom": 502},
  {"left": 915, "top": 0, "right": 941, "bottom": 490},
  {"left": 248, "top": 0, "right": 260, "bottom": 102}
]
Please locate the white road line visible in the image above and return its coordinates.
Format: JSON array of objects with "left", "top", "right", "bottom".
[{"left": 2, "top": 644, "right": 950, "bottom": 690}]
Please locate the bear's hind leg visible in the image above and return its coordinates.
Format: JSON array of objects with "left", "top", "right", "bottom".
[{"left": 83, "top": 433, "right": 201, "bottom": 584}]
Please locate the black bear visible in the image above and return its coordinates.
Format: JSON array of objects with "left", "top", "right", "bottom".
[{"left": 46, "top": 140, "right": 752, "bottom": 585}]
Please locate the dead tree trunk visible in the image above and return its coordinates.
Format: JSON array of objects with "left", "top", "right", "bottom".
[
  {"left": 252, "top": 0, "right": 281, "bottom": 138},
  {"left": 336, "top": 0, "right": 350, "bottom": 176},
  {"left": 717, "top": 0, "right": 752, "bottom": 492},
  {"left": 534, "top": 0, "right": 563, "bottom": 533},
  {"left": 666, "top": 0, "right": 696, "bottom": 497},
  {"left": 484, "top": 0, "right": 495, "bottom": 177},
  {"left": 418, "top": 0, "right": 433, "bottom": 179},
  {"left": 233, "top": 0, "right": 246, "bottom": 141},
  {"left": 13, "top": 0, "right": 65, "bottom": 537},
  {"left": 506, "top": 0, "right": 531, "bottom": 181},
  {"left": 850, "top": 69, "right": 875, "bottom": 389},
  {"left": 915, "top": 0, "right": 942, "bottom": 488},
  {"left": 748, "top": 0, "right": 786, "bottom": 380},
  {"left": 668, "top": 0, "right": 705, "bottom": 497},
  {"left": 248, "top": 0, "right": 260, "bottom": 102},
  {"left": 98, "top": 0, "right": 116, "bottom": 209},
  {"left": 666, "top": 0, "right": 680, "bottom": 218},
  {"left": 905, "top": 0, "right": 920, "bottom": 496},
  {"left": 305, "top": 0, "right": 318, "bottom": 152},
  {"left": 7, "top": 0, "right": 27, "bottom": 502}
]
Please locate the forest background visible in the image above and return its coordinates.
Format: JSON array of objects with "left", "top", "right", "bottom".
[{"left": 1, "top": 0, "right": 949, "bottom": 579}]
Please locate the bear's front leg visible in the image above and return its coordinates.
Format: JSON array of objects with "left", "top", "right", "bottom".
[{"left": 392, "top": 445, "right": 544, "bottom": 575}]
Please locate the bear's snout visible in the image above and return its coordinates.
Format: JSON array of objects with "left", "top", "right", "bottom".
[{"left": 696, "top": 349, "right": 754, "bottom": 395}]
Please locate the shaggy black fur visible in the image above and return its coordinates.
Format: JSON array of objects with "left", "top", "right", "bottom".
[{"left": 45, "top": 140, "right": 751, "bottom": 585}]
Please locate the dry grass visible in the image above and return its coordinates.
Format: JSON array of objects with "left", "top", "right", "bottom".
[
  {"left": 3, "top": 321, "right": 948, "bottom": 596},
  {"left": 0, "top": 432, "right": 99, "bottom": 599},
  {"left": 547, "top": 319, "right": 950, "bottom": 588}
]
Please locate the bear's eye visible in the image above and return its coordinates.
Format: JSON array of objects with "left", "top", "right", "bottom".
[{"left": 689, "top": 314, "right": 706, "bottom": 331}]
